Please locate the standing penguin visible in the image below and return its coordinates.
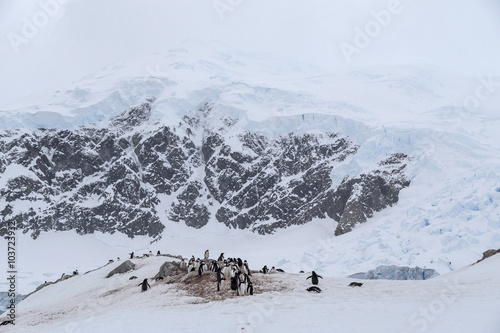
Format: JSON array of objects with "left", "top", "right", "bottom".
[
  {"left": 306, "top": 271, "right": 323, "bottom": 285},
  {"left": 211, "top": 260, "right": 219, "bottom": 272},
  {"left": 237, "top": 273, "right": 248, "bottom": 296},
  {"left": 204, "top": 250, "right": 209, "bottom": 260},
  {"left": 231, "top": 272, "right": 239, "bottom": 291},
  {"left": 139, "top": 278, "right": 151, "bottom": 292},
  {"left": 261, "top": 265, "right": 269, "bottom": 274},
  {"left": 216, "top": 268, "right": 225, "bottom": 291},
  {"left": 218, "top": 253, "right": 225, "bottom": 262},
  {"left": 247, "top": 280, "right": 254, "bottom": 295},
  {"left": 198, "top": 261, "right": 205, "bottom": 276},
  {"left": 129, "top": 252, "right": 134, "bottom": 259},
  {"left": 243, "top": 260, "right": 251, "bottom": 276}
]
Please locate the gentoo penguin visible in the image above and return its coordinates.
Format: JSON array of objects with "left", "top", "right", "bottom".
[
  {"left": 244, "top": 260, "right": 251, "bottom": 276},
  {"left": 204, "top": 250, "right": 209, "bottom": 260},
  {"left": 198, "top": 261, "right": 205, "bottom": 275},
  {"left": 247, "top": 280, "right": 254, "bottom": 295},
  {"left": 139, "top": 278, "right": 151, "bottom": 292},
  {"left": 129, "top": 276, "right": 137, "bottom": 280},
  {"left": 306, "top": 271, "right": 323, "bottom": 285},
  {"left": 349, "top": 282, "right": 363, "bottom": 287},
  {"left": 211, "top": 260, "right": 219, "bottom": 272},
  {"left": 155, "top": 276, "right": 164, "bottom": 281},
  {"left": 216, "top": 268, "right": 225, "bottom": 291},
  {"left": 306, "top": 286, "right": 322, "bottom": 293},
  {"left": 277, "top": 268, "right": 285, "bottom": 273},
  {"left": 261, "top": 265, "right": 269, "bottom": 274},
  {"left": 73, "top": 269, "right": 79, "bottom": 275},
  {"left": 237, "top": 258, "right": 243, "bottom": 268},
  {"left": 130, "top": 252, "right": 134, "bottom": 259},
  {"left": 222, "top": 262, "right": 232, "bottom": 279},
  {"left": 61, "top": 273, "right": 66, "bottom": 281},
  {"left": 230, "top": 272, "right": 239, "bottom": 291},
  {"left": 180, "top": 258, "right": 188, "bottom": 270},
  {"left": 157, "top": 250, "right": 161, "bottom": 256},
  {"left": 237, "top": 273, "right": 248, "bottom": 296},
  {"left": 269, "top": 266, "right": 276, "bottom": 274},
  {"left": 148, "top": 251, "right": 153, "bottom": 257},
  {"left": 218, "top": 253, "right": 225, "bottom": 262}
]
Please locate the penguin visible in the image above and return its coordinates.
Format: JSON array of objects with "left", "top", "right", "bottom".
[
  {"left": 73, "top": 269, "right": 79, "bottom": 275},
  {"left": 139, "top": 278, "right": 151, "bottom": 292},
  {"left": 237, "top": 273, "right": 248, "bottom": 296},
  {"left": 218, "top": 253, "right": 225, "bottom": 262},
  {"left": 129, "top": 276, "right": 137, "bottom": 280},
  {"left": 157, "top": 250, "right": 161, "bottom": 256},
  {"left": 261, "top": 265, "right": 269, "bottom": 274},
  {"left": 204, "top": 250, "right": 209, "bottom": 260},
  {"left": 198, "top": 261, "right": 205, "bottom": 275},
  {"left": 247, "top": 280, "right": 254, "bottom": 295},
  {"left": 211, "top": 260, "right": 219, "bottom": 272},
  {"left": 222, "top": 262, "right": 232, "bottom": 279},
  {"left": 299, "top": 270, "right": 305, "bottom": 273},
  {"left": 117, "top": 257, "right": 121, "bottom": 261},
  {"left": 155, "top": 276, "right": 164, "bottom": 281},
  {"left": 243, "top": 260, "right": 251, "bottom": 276},
  {"left": 237, "top": 258, "right": 243, "bottom": 268},
  {"left": 306, "top": 271, "right": 323, "bottom": 285},
  {"left": 230, "top": 272, "right": 239, "bottom": 291},
  {"left": 216, "top": 268, "right": 225, "bottom": 291},
  {"left": 61, "top": 273, "right": 66, "bottom": 281},
  {"left": 148, "top": 251, "right": 153, "bottom": 257},
  {"left": 269, "top": 266, "right": 276, "bottom": 274},
  {"left": 194, "top": 258, "right": 201, "bottom": 270},
  {"left": 130, "top": 252, "right": 134, "bottom": 259},
  {"left": 108, "top": 259, "right": 114, "bottom": 264},
  {"left": 180, "top": 258, "right": 188, "bottom": 270},
  {"left": 349, "top": 282, "right": 363, "bottom": 287},
  {"left": 306, "top": 286, "right": 322, "bottom": 293},
  {"left": 277, "top": 268, "right": 285, "bottom": 273}
]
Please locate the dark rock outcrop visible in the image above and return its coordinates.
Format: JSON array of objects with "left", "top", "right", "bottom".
[
  {"left": 0, "top": 100, "right": 410, "bottom": 239},
  {"left": 106, "top": 260, "right": 136, "bottom": 278}
]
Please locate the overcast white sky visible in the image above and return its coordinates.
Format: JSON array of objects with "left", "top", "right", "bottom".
[{"left": 1, "top": 0, "right": 500, "bottom": 107}]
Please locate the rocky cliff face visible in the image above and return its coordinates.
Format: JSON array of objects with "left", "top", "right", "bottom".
[{"left": 0, "top": 101, "right": 410, "bottom": 239}]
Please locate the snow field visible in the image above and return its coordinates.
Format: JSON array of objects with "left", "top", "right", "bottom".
[{"left": 2, "top": 253, "right": 499, "bottom": 333}]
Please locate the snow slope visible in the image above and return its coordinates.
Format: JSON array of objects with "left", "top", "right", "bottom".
[{"left": 2, "top": 251, "right": 499, "bottom": 333}]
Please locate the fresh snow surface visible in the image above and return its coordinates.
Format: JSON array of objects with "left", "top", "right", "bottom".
[{"left": 1, "top": 252, "right": 499, "bottom": 333}]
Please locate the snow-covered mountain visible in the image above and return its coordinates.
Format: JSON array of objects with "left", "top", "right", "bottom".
[
  {"left": 0, "top": 96, "right": 410, "bottom": 240},
  {"left": 1, "top": 48, "right": 499, "bottom": 298}
]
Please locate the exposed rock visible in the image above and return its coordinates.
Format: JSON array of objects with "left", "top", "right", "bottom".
[
  {"left": 475, "top": 248, "right": 500, "bottom": 264},
  {"left": 106, "top": 260, "right": 135, "bottom": 278},
  {"left": 154, "top": 261, "right": 181, "bottom": 280}
]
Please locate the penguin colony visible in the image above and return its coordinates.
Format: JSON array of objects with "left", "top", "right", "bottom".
[
  {"left": 181, "top": 251, "right": 255, "bottom": 296},
  {"left": 53, "top": 248, "right": 365, "bottom": 297}
]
